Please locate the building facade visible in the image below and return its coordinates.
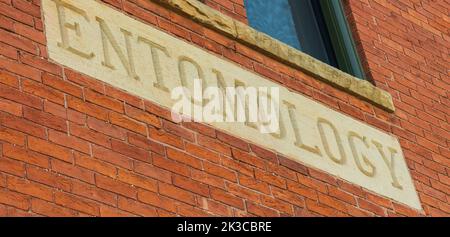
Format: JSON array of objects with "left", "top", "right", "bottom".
[{"left": 0, "top": 0, "right": 448, "bottom": 217}]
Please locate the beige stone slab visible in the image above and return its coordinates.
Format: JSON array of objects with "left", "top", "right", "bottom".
[{"left": 42, "top": 0, "right": 421, "bottom": 210}]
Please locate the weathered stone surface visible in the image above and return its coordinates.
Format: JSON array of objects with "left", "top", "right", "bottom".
[
  {"left": 152, "top": 0, "right": 395, "bottom": 112},
  {"left": 154, "top": 0, "right": 237, "bottom": 37},
  {"left": 42, "top": 0, "right": 418, "bottom": 209}
]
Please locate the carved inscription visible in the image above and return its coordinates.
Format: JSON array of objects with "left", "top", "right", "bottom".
[{"left": 42, "top": 0, "right": 421, "bottom": 209}]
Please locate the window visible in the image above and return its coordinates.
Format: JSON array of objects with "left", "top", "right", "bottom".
[{"left": 245, "top": 0, "right": 365, "bottom": 79}]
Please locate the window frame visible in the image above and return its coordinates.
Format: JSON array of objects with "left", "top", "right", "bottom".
[
  {"left": 244, "top": 0, "right": 366, "bottom": 79},
  {"left": 318, "top": 0, "right": 366, "bottom": 79}
]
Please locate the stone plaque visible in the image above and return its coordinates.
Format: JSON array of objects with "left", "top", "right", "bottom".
[{"left": 42, "top": 0, "right": 421, "bottom": 210}]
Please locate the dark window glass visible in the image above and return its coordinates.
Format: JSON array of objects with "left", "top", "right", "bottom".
[
  {"left": 246, "top": 0, "right": 301, "bottom": 49},
  {"left": 244, "top": 0, "right": 365, "bottom": 79}
]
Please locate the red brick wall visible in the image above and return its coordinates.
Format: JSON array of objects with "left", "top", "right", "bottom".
[
  {"left": 0, "top": 0, "right": 448, "bottom": 216},
  {"left": 202, "top": 0, "right": 247, "bottom": 23}
]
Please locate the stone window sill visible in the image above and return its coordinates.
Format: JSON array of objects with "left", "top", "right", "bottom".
[{"left": 152, "top": 0, "right": 395, "bottom": 112}]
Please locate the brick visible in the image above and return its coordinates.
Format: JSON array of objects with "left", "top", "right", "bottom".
[
  {"left": 271, "top": 186, "right": 305, "bottom": 208},
  {"left": 92, "top": 145, "right": 133, "bottom": 170},
  {"left": 26, "top": 166, "right": 72, "bottom": 192},
  {"left": 305, "top": 199, "right": 340, "bottom": 217},
  {"left": 118, "top": 196, "right": 158, "bottom": 216},
  {"left": 65, "top": 69, "right": 104, "bottom": 93},
  {"left": 297, "top": 173, "right": 328, "bottom": 194},
  {"left": 100, "top": 205, "right": 135, "bottom": 217},
  {"left": 49, "top": 130, "right": 90, "bottom": 154},
  {"left": 392, "top": 202, "right": 421, "bottom": 216},
  {"left": 12, "top": 0, "right": 41, "bottom": 18},
  {"left": 42, "top": 73, "right": 83, "bottom": 98},
  {"left": 67, "top": 96, "right": 109, "bottom": 121},
  {"left": 266, "top": 162, "right": 297, "bottom": 181},
  {"left": 287, "top": 180, "right": 318, "bottom": 201},
  {"left": 111, "top": 139, "right": 151, "bottom": 163},
  {"left": 203, "top": 161, "right": 236, "bottom": 182},
  {"left": 217, "top": 131, "right": 249, "bottom": 151},
  {"left": 247, "top": 201, "right": 278, "bottom": 217},
  {"left": 3, "top": 143, "right": 49, "bottom": 168},
  {"left": 226, "top": 183, "right": 261, "bottom": 203},
  {"left": 182, "top": 122, "right": 216, "bottom": 138},
  {"left": 152, "top": 154, "right": 190, "bottom": 177},
  {"left": 85, "top": 89, "right": 124, "bottom": 113},
  {"left": 210, "top": 187, "right": 244, "bottom": 209},
  {"left": 54, "top": 191, "right": 100, "bottom": 216},
  {"left": 44, "top": 101, "right": 66, "bottom": 119},
  {"left": 123, "top": 1, "right": 158, "bottom": 25},
  {"left": 137, "top": 190, "right": 178, "bottom": 213},
  {"left": 75, "top": 153, "right": 117, "bottom": 178},
  {"left": 0, "top": 28, "right": 36, "bottom": 53},
  {"left": 197, "top": 197, "right": 232, "bottom": 216},
  {"left": 157, "top": 209, "right": 177, "bottom": 217},
  {"left": 260, "top": 195, "right": 294, "bottom": 215},
  {"left": 162, "top": 120, "right": 194, "bottom": 141},
  {"left": 31, "top": 199, "right": 78, "bottom": 217},
  {"left": 308, "top": 168, "right": 338, "bottom": 186},
  {"left": 24, "top": 107, "right": 67, "bottom": 132},
  {"left": 232, "top": 148, "right": 265, "bottom": 169},
  {"left": 366, "top": 193, "right": 394, "bottom": 209},
  {"left": 250, "top": 144, "right": 277, "bottom": 163},
  {"left": 51, "top": 159, "right": 94, "bottom": 184},
  {"left": 6, "top": 176, "right": 53, "bottom": 201},
  {"left": 0, "top": 83, "right": 42, "bottom": 109},
  {"left": 220, "top": 156, "right": 254, "bottom": 177},
  {"left": 67, "top": 109, "right": 86, "bottom": 125},
  {"left": 166, "top": 147, "right": 203, "bottom": 169},
  {"left": 327, "top": 186, "right": 357, "bottom": 205},
  {"left": 158, "top": 17, "right": 190, "bottom": 40},
  {"left": 20, "top": 53, "right": 61, "bottom": 75},
  {"left": 197, "top": 134, "right": 231, "bottom": 156},
  {"left": 337, "top": 180, "right": 366, "bottom": 198},
  {"left": 95, "top": 174, "right": 137, "bottom": 198},
  {"left": 255, "top": 169, "right": 286, "bottom": 189},
  {"left": 177, "top": 203, "right": 211, "bottom": 217},
  {"left": 0, "top": 16, "right": 14, "bottom": 34},
  {"left": 134, "top": 161, "right": 172, "bottom": 183},
  {"left": 204, "top": 27, "right": 235, "bottom": 48},
  {"left": 127, "top": 132, "right": 165, "bottom": 155},
  {"left": 357, "top": 198, "right": 386, "bottom": 216},
  {"left": 0, "top": 173, "right": 5, "bottom": 188},
  {"left": 0, "top": 57, "right": 41, "bottom": 81},
  {"left": 346, "top": 204, "right": 374, "bottom": 217},
  {"left": 159, "top": 182, "right": 196, "bottom": 205},
  {"left": 0, "top": 97, "right": 22, "bottom": 116},
  {"left": 6, "top": 207, "right": 37, "bottom": 217},
  {"left": 0, "top": 126, "right": 25, "bottom": 145},
  {"left": 71, "top": 180, "right": 117, "bottom": 206},
  {"left": 238, "top": 174, "right": 270, "bottom": 194},
  {"left": 148, "top": 127, "right": 184, "bottom": 149},
  {"left": 0, "top": 189, "right": 30, "bottom": 210},
  {"left": 69, "top": 123, "right": 111, "bottom": 148},
  {"left": 109, "top": 111, "right": 147, "bottom": 136},
  {"left": 254, "top": 63, "right": 282, "bottom": 83},
  {"left": 28, "top": 137, "right": 73, "bottom": 163},
  {"left": 125, "top": 104, "right": 161, "bottom": 128},
  {"left": 173, "top": 174, "right": 210, "bottom": 197},
  {"left": 185, "top": 142, "right": 221, "bottom": 163},
  {"left": 0, "top": 70, "right": 19, "bottom": 88},
  {"left": 190, "top": 168, "right": 225, "bottom": 189},
  {"left": 87, "top": 116, "right": 126, "bottom": 140},
  {"left": 106, "top": 85, "right": 144, "bottom": 109},
  {"left": 317, "top": 193, "right": 348, "bottom": 213},
  {"left": 117, "top": 169, "right": 157, "bottom": 192}
]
